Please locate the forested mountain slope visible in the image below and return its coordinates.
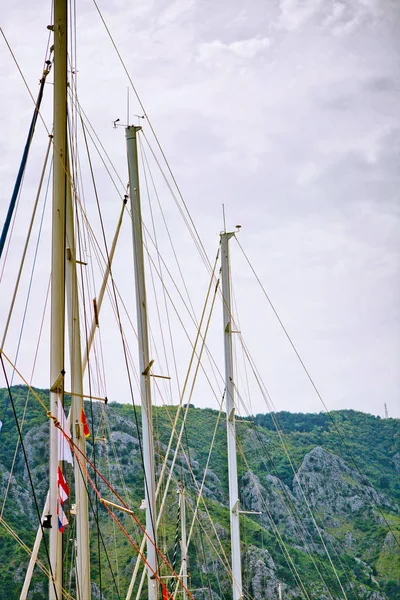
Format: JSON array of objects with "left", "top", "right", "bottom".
[{"left": 0, "top": 386, "right": 399, "bottom": 599}]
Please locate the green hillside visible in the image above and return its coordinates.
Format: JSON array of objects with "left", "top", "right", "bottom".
[{"left": 0, "top": 386, "right": 399, "bottom": 599}]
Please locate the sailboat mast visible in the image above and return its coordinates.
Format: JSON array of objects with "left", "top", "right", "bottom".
[
  {"left": 126, "top": 125, "right": 158, "bottom": 600},
  {"left": 178, "top": 484, "right": 188, "bottom": 600},
  {"left": 49, "top": 0, "right": 67, "bottom": 597},
  {"left": 220, "top": 231, "right": 243, "bottom": 600}
]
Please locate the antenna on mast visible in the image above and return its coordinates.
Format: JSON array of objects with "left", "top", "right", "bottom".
[
  {"left": 222, "top": 203, "right": 226, "bottom": 233},
  {"left": 384, "top": 403, "right": 389, "bottom": 419}
]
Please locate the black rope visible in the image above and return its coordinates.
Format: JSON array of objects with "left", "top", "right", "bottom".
[
  {"left": 0, "top": 354, "right": 59, "bottom": 600},
  {"left": 170, "top": 494, "right": 181, "bottom": 594}
]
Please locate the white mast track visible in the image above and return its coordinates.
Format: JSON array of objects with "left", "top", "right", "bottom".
[
  {"left": 126, "top": 125, "right": 158, "bottom": 600},
  {"left": 220, "top": 231, "right": 243, "bottom": 600},
  {"left": 49, "top": 0, "right": 67, "bottom": 597}
]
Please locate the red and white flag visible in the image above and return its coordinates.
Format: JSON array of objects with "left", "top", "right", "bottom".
[{"left": 57, "top": 466, "right": 70, "bottom": 504}]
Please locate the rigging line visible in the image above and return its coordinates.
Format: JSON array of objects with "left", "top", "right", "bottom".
[
  {"left": 0, "top": 355, "right": 59, "bottom": 600},
  {"left": 78, "top": 113, "right": 159, "bottom": 572},
  {"left": 0, "top": 139, "right": 52, "bottom": 410},
  {"left": 68, "top": 87, "right": 126, "bottom": 193},
  {"left": 177, "top": 397, "right": 235, "bottom": 582},
  {"left": 233, "top": 406, "right": 338, "bottom": 600},
  {"left": 0, "top": 169, "right": 25, "bottom": 284},
  {"left": 69, "top": 444, "right": 195, "bottom": 600},
  {"left": 236, "top": 338, "right": 349, "bottom": 600},
  {"left": 139, "top": 138, "right": 182, "bottom": 399},
  {"left": 137, "top": 219, "right": 224, "bottom": 398},
  {"left": 141, "top": 131, "right": 212, "bottom": 278},
  {"left": 235, "top": 442, "right": 312, "bottom": 600},
  {"left": 0, "top": 26, "right": 55, "bottom": 146},
  {"left": 235, "top": 237, "right": 400, "bottom": 549},
  {"left": 139, "top": 136, "right": 173, "bottom": 402},
  {"left": 170, "top": 495, "right": 181, "bottom": 595},
  {"left": 174, "top": 421, "right": 234, "bottom": 579},
  {"left": 70, "top": 170, "right": 222, "bottom": 424},
  {"left": 105, "top": 436, "right": 122, "bottom": 594},
  {"left": 236, "top": 336, "right": 397, "bottom": 586},
  {"left": 227, "top": 250, "right": 372, "bottom": 594},
  {"left": 1, "top": 277, "right": 51, "bottom": 521},
  {"left": 8, "top": 152, "right": 51, "bottom": 390},
  {"left": 0, "top": 517, "right": 76, "bottom": 600},
  {"left": 91, "top": 0, "right": 212, "bottom": 272},
  {"left": 75, "top": 116, "right": 152, "bottom": 499},
  {"left": 0, "top": 28, "right": 95, "bottom": 249},
  {"left": 239, "top": 429, "right": 341, "bottom": 600},
  {"left": 68, "top": 115, "right": 105, "bottom": 596},
  {"left": 185, "top": 500, "right": 248, "bottom": 600},
  {"left": 0, "top": 351, "right": 48, "bottom": 412},
  {"left": 139, "top": 132, "right": 198, "bottom": 323},
  {"left": 139, "top": 221, "right": 222, "bottom": 395},
  {"left": 128, "top": 254, "right": 222, "bottom": 598},
  {"left": 0, "top": 53, "right": 52, "bottom": 259},
  {"left": 228, "top": 294, "right": 350, "bottom": 598},
  {"left": 68, "top": 417, "right": 123, "bottom": 600}
]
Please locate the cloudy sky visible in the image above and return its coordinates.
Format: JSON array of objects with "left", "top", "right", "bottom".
[{"left": 1, "top": 0, "right": 399, "bottom": 419}]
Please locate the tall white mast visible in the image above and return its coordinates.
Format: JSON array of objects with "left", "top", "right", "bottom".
[
  {"left": 220, "top": 231, "right": 243, "bottom": 600},
  {"left": 178, "top": 484, "right": 188, "bottom": 600},
  {"left": 49, "top": 0, "right": 67, "bottom": 597},
  {"left": 126, "top": 125, "right": 158, "bottom": 600},
  {"left": 65, "top": 167, "right": 91, "bottom": 599}
]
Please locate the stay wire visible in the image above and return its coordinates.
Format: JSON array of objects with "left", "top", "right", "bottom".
[
  {"left": 234, "top": 395, "right": 346, "bottom": 600},
  {"left": 78, "top": 114, "right": 160, "bottom": 573},
  {"left": 229, "top": 281, "right": 353, "bottom": 596},
  {"left": 235, "top": 236, "right": 400, "bottom": 549},
  {"left": 129, "top": 250, "right": 223, "bottom": 597},
  {"left": 66, "top": 436, "right": 195, "bottom": 599},
  {"left": 70, "top": 422, "right": 122, "bottom": 599},
  {"left": 91, "top": 0, "right": 212, "bottom": 276},
  {"left": 0, "top": 140, "right": 52, "bottom": 426},
  {"left": 0, "top": 51, "right": 52, "bottom": 260},
  {"left": 0, "top": 355, "right": 59, "bottom": 600},
  {"left": 68, "top": 115, "right": 104, "bottom": 598},
  {"left": 236, "top": 335, "right": 349, "bottom": 599},
  {"left": 0, "top": 516, "right": 75, "bottom": 600},
  {"left": 234, "top": 439, "right": 311, "bottom": 600}
]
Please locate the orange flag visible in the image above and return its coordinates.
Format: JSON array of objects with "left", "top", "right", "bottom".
[
  {"left": 80, "top": 408, "right": 90, "bottom": 437},
  {"left": 162, "top": 584, "right": 169, "bottom": 600}
]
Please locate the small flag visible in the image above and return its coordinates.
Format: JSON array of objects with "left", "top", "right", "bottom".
[
  {"left": 162, "top": 584, "right": 169, "bottom": 600},
  {"left": 57, "top": 500, "right": 68, "bottom": 532},
  {"left": 57, "top": 466, "right": 70, "bottom": 504},
  {"left": 80, "top": 408, "right": 90, "bottom": 437},
  {"left": 57, "top": 400, "right": 73, "bottom": 464}
]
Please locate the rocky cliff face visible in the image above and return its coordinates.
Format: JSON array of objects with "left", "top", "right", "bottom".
[
  {"left": 0, "top": 389, "right": 398, "bottom": 600},
  {"left": 292, "top": 446, "right": 390, "bottom": 517},
  {"left": 240, "top": 442, "right": 399, "bottom": 600}
]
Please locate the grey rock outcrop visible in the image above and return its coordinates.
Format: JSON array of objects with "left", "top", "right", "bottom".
[{"left": 293, "top": 446, "right": 387, "bottom": 517}]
